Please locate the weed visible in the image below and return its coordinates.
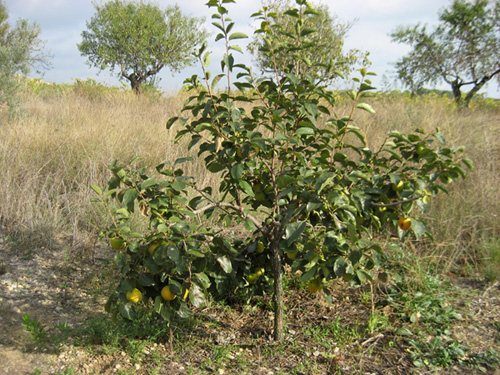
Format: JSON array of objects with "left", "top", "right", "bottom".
[
  {"left": 22, "top": 314, "right": 70, "bottom": 353},
  {"left": 479, "top": 237, "right": 500, "bottom": 282}
]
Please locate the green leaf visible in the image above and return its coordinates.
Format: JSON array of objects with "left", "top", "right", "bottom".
[
  {"left": 189, "top": 282, "right": 206, "bottom": 308},
  {"left": 356, "top": 103, "right": 375, "bottom": 114},
  {"left": 211, "top": 74, "right": 224, "bottom": 90},
  {"left": 239, "top": 180, "right": 254, "bottom": 196},
  {"left": 286, "top": 221, "right": 306, "bottom": 245},
  {"left": 230, "top": 163, "right": 244, "bottom": 180},
  {"left": 171, "top": 177, "right": 187, "bottom": 192},
  {"left": 217, "top": 255, "right": 233, "bottom": 273},
  {"left": 228, "top": 32, "right": 248, "bottom": 40},
  {"left": 296, "top": 127, "right": 315, "bottom": 135},
  {"left": 462, "top": 158, "right": 474, "bottom": 170},
  {"left": 119, "top": 303, "right": 136, "bottom": 320},
  {"left": 334, "top": 257, "right": 347, "bottom": 277},
  {"left": 90, "top": 184, "right": 102, "bottom": 196},
  {"left": 349, "top": 250, "right": 362, "bottom": 265},
  {"left": 141, "top": 178, "right": 158, "bottom": 190},
  {"left": 410, "top": 219, "right": 426, "bottom": 240},
  {"left": 244, "top": 218, "right": 256, "bottom": 231},
  {"left": 194, "top": 272, "right": 211, "bottom": 289},
  {"left": 166, "top": 116, "right": 179, "bottom": 129},
  {"left": 300, "top": 265, "right": 317, "bottom": 282},
  {"left": 122, "top": 189, "right": 138, "bottom": 212},
  {"left": 138, "top": 274, "right": 154, "bottom": 286}
]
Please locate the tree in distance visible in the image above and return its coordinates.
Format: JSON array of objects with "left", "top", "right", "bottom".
[
  {"left": 0, "top": 0, "right": 51, "bottom": 113},
  {"left": 248, "top": 0, "right": 369, "bottom": 82},
  {"left": 78, "top": 0, "right": 207, "bottom": 94},
  {"left": 391, "top": 0, "right": 500, "bottom": 108}
]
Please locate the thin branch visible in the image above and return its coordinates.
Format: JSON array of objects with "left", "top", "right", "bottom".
[
  {"left": 193, "top": 202, "right": 268, "bottom": 235},
  {"left": 371, "top": 195, "right": 423, "bottom": 208}
]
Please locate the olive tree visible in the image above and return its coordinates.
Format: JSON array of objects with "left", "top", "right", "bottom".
[
  {"left": 0, "top": 1, "right": 50, "bottom": 112},
  {"left": 78, "top": 0, "right": 207, "bottom": 94},
  {"left": 248, "top": 0, "right": 368, "bottom": 82},
  {"left": 391, "top": 0, "right": 500, "bottom": 108},
  {"left": 94, "top": 0, "right": 471, "bottom": 342}
]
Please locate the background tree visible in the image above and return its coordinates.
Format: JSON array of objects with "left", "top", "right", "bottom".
[
  {"left": 78, "top": 0, "right": 207, "bottom": 94},
  {"left": 247, "top": 0, "right": 369, "bottom": 82},
  {"left": 0, "top": 0, "right": 50, "bottom": 113},
  {"left": 391, "top": 0, "right": 500, "bottom": 108}
]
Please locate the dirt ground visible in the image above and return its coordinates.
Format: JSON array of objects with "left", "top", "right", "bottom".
[{"left": 0, "top": 232, "right": 499, "bottom": 375}]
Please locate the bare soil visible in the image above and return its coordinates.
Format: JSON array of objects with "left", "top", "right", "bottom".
[{"left": 0, "top": 233, "right": 499, "bottom": 375}]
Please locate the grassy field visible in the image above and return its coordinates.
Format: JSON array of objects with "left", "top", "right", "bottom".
[
  {"left": 1, "top": 80, "right": 499, "bottom": 277},
  {"left": 0, "top": 80, "right": 499, "bottom": 374}
]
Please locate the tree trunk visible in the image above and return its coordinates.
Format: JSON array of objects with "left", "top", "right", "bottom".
[
  {"left": 130, "top": 77, "right": 142, "bottom": 95},
  {"left": 271, "top": 228, "right": 284, "bottom": 342},
  {"left": 123, "top": 72, "right": 143, "bottom": 95},
  {"left": 451, "top": 82, "right": 464, "bottom": 108}
]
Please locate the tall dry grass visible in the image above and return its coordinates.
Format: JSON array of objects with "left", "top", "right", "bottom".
[
  {"left": 0, "top": 85, "right": 218, "bottom": 253},
  {"left": 0, "top": 85, "right": 498, "bottom": 275}
]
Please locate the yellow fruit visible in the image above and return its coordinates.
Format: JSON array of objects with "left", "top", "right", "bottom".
[
  {"left": 148, "top": 242, "right": 160, "bottom": 256},
  {"left": 416, "top": 144, "right": 426, "bottom": 155},
  {"left": 161, "top": 285, "right": 176, "bottom": 301},
  {"left": 286, "top": 250, "right": 299, "bottom": 260},
  {"left": 392, "top": 180, "right": 404, "bottom": 191},
  {"left": 248, "top": 273, "right": 258, "bottom": 284},
  {"left": 307, "top": 279, "right": 322, "bottom": 293},
  {"left": 126, "top": 288, "right": 142, "bottom": 303},
  {"left": 398, "top": 217, "right": 412, "bottom": 231},
  {"left": 110, "top": 238, "right": 125, "bottom": 250},
  {"left": 255, "top": 268, "right": 265, "bottom": 277},
  {"left": 183, "top": 288, "right": 189, "bottom": 300},
  {"left": 256, "top": 241, "right": 265, "bottom": 254}
]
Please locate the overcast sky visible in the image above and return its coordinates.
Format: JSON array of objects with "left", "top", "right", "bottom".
[{"left": 4, "top": 0, "right": 500, "bottom": 98}]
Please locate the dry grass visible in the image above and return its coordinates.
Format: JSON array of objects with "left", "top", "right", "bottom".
[{"left": 0, "top": 85, "right": 499, "bottom": 276}]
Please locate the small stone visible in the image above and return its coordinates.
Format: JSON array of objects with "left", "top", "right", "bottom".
[
  {"left": 134, "top": 364, "right": 140, "bottom": 370},
  {"left": 217, "top": 369, "right": 225, "bottom": 375}
]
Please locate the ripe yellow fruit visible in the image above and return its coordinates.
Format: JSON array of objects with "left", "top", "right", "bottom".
[
  {"left": 110, "top": 238, "right": 125, "bottom": 250},
  {"left": 248, "top": 273, "right": 259, "bottom": 284},
  {"left": 286, "top": 249, "right": 299, "bottom": 260},
  {"left": 416, "top": 144, "right": 426, "bottom": 155},
  {"left": 161, "top": 285, "right": 176, "bottom": 301},
  {"left": 307, "top": 279, "right": 322, "bottom": 293},
  {"left": 392, "top": 180, "right": 404, "bottom": 191},
  {"left": 398, "top": 217, "right": 412, "bottom": 231},
  {"left": 126, "top": 288, "right": 142, "bottom": 303},
  {"left": 256, "top": 241, "right": 265, "bottom": 254},
  {"left": 255, "top": 268, "right": 265, "bottom": 277},
  {"left": 183, "top": 288, "right": 189, "bottom": 300},
  {"left": 148, "top": 242, "right": 160, "bottom": 255}
]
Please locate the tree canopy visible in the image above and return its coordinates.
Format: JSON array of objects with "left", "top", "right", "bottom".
[
  {"left": 78, "top": 0, "right": 208, "bottom": 94},
  {"left": 391, "top": 0, "right": 500, "bottom": 108},
  {"left": 0, "top": 0, "right": 50, "bottom": 112},
  {"left": 248, "top": 0, "right": 369, "bottom": 82}
]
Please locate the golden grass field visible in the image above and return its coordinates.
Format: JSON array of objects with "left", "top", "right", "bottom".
[{"left": 1, "top": 81, "right": 499, "bottom": 278}]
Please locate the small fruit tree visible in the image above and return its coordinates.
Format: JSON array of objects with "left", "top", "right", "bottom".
[{"left": 93, "top": 0, "right": 472, "bottom": 342}]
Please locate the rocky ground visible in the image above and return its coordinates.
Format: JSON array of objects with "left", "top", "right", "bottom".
[{"left": 0, "top": 232, "right": 499, "bottom": 375}]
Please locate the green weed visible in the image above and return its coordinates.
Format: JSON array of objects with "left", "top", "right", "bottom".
[{"left": 22, "top": 314, "right": 71, "bottom": 354}]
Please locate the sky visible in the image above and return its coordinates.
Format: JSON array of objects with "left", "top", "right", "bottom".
[{"left": 3, "top": 0, "right": 500, "bottom": 98}]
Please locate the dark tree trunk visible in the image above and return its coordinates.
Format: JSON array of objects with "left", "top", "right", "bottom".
[
  {"left": 123, "top": 72, "right": 143, "bottom": 95},
  {"left": 271, "top": 226, "right": 284, "bottom": 342},
  {"left": 451, "top": 81, "right": 464, "bottom": 108}
]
